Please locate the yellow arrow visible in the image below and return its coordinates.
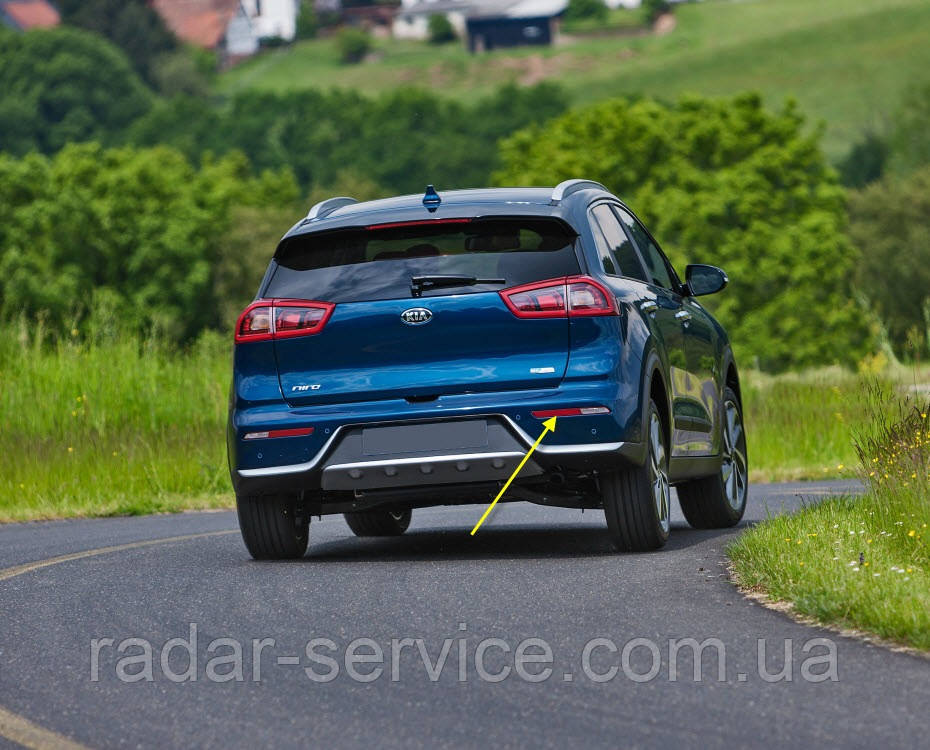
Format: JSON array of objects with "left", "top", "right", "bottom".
[{"left": 470, "top": 416, "right": 557, "bottom": 535}]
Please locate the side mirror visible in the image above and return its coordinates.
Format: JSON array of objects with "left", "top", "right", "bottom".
[{"left": 685, "top": 264, "right": 728, "bottom": 297}]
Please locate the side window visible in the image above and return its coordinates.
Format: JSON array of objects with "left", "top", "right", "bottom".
[
  {"left": 590, "top": 204, "right": 648, "bottom": 282},
  {"left": 614, "top": 207, "right": 677, "bottom": 291}
]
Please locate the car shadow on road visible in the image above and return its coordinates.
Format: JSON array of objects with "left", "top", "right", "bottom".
[{"left": 299, "top": 522, "right": 741, "bottom": 563}]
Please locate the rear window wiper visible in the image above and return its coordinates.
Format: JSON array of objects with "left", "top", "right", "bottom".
[{"left": 410, "top": 275, "right": 506, "bottom": 298}]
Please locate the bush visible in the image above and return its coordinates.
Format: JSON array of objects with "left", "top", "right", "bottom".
[
  {"left": 642, "top": 0, "right": 671, "bottom": 24},
  {"left": 428, "top": 13, "right": 457, "bottom": 44},
  {"left": 495, "top": 93, "right": 870, "bottom": 371},
  {"left": 848, "top": 166, "right": 930, "bottom": 360},
  {"left": 564, "top": 0, "right": 607, "bottom": 24},
  {"left": 336, "top": 27, "right": 371, "bottom": 64}
]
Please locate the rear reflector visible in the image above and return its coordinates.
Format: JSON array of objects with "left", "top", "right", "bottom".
[
  {"left": 235, "top": 300, "right": 335, "bottom": 343},
  {"left": 500, "top": 276, "right": 616, "bottom": 318},
  {"left": 531, "top": 407, "right": 611, "bottom": 418},
  {"left": 243, "top": 427, "right": 315, "bottom": 440}
]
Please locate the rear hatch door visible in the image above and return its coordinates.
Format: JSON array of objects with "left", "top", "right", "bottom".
[{"left": 263, "top": 217, "right": 581, "bottom": 406}]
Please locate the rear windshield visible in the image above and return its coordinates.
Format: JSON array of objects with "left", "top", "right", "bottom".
[{"left": 265, "top": 218, "right": 580, "bottom": 303}]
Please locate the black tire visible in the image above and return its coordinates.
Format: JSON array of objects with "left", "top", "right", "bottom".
[
  {"left": 236, "top": 493, "right": 309, "bottom": 560},
  {"left": 602, "top": 399, "right": 671, "bottom": 552},
  {"left": 344, "top": 508, "right": 412, "bottom": 537},
  {"left": 677, "top": 386, "right": 748, "bottom": 529}
]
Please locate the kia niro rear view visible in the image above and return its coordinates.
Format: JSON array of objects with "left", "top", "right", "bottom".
[{"left": 228, "top": 183, "right": 747, "bottom": 559}]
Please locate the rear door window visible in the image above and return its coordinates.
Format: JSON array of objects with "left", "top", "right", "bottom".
[
  {"left": 590, "top": 204, "right": 649, "bottom": 282},
  {"left": 265, "top": 218, "right": 581, "bottom": 302},
  {"left": 613, "top": 207, "right": 679, "bottom": 291}
]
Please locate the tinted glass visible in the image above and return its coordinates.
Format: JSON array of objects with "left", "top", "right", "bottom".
[
  {"left": 614, "top": 207, "right": 677, "bottom": 290},
  {"left": 266, "top": 218, "right": 580, "bottom": 303},
  {"left": 590, "top": 204, "right": 648, "bottom": 282}
]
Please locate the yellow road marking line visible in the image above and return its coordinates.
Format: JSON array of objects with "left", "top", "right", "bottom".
[
  {"left": 0, "top": 530, "right": 236, "bottom": 583},
  {"left": 0, "top": 705, "right": 91, "bottom": 750},
  {"left": 0, "top": 528, "right": 238, "bottom": 749},
  {"left": 471, "top": 416, "right": 557, "bottom": 535}
]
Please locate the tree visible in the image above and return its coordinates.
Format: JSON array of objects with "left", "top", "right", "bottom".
[
  {"left": 295, "top": 0, "right": 319, "bottom": 39},
  {"left": 0, "top": 28, "right": 152, "bottom": 156},
  {"left": 838, "top": 131, "right": 887, "bottom": 188},
  {"left": 495, "top": 93, "right": 870, "bottom": 371},
  {"left": 129, "top": 83, "right": 570, "bottom": 195},
  {"left": 848, "top": 166, "right": 930, "bottom": 359},
  {"left": 428, "top": 14, "right": 457, "bottom": 44},
  {"left": 0, "top": 144, "right": 298, "bottom": 340},
  {"left": 564, "top": 0, "right": 607, "bottom": 24},
  {"left": 336, "top": 28, "right": 371, "bottom": 64},
  {"left": 55, "top": 0, "right": 178, "bottom": 87}
]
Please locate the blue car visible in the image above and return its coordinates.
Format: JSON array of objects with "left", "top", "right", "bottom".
[{"left": 228, "top": 180, "right": 747, "bottom": 558}]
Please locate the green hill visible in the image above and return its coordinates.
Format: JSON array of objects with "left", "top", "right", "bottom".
[{"left": 218, "top": 0, "right": 930, "bottom": 161}]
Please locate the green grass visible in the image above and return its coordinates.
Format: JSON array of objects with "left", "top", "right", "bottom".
[
  {"left": 730, "top": 491, "right": 930, "bottom": 649},
  {"left": 742, "top": 367, "right": 873, "bottom": 482},
  {"left": 562, "top": 7, "right": 646, "bottom": 36},
  {"left": 731, "top": 393, "right": 930, "bottom": 650},
  {"left": 0, "top": 325, "right": 233, "bottom": 522},
  {"left": 218, "top": 0, "right": 930, "bottom": 160}
]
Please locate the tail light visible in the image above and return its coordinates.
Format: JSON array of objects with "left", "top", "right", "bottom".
[
  {"left": 500, "top": 276, "right": 616, "bottom": 318},
  {"left": 235, "top": 300, "right": 335, "bottom": 343}
]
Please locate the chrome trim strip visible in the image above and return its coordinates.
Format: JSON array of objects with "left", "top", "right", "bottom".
[
  {"left": 498, "top": 415, "right": 626, "bottom": 454},
  {"left": 238, "top": 414, "right": 628, "bottom": 478},
  {"left": 325, "top": 451, "right": 525, "bottom": 473},
  {"left": 238, "top": 426, "right": 348, "bottom": 477}
]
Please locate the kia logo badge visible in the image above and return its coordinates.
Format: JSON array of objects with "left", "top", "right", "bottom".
[{"left": 401, "top": 308, "right": 432, "bottom": 325}]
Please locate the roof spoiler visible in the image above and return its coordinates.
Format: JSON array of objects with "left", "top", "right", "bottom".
[
  {"left": 306, "top": 196, "right": 358, "bottom": 221},
  {"left": 550, "top": 179, "right": 609, "bottom": 205}
]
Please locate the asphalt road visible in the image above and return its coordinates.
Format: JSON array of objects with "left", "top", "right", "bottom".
[{"left": 1, "top": 480, "right": 927, "bottom": 749}]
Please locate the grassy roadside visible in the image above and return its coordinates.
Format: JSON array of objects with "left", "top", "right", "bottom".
[
  {"left": 0, "top": 323, "right": 913, "bottom": 523},
  {"left": 730, "top": 397, "right": 930, "bottom": 650},
  {"left": 0, "top": 325, "right": 233, "bottom": 522},
  {"left": 219, "top": 0, "right": 930, "bottom": 160}
]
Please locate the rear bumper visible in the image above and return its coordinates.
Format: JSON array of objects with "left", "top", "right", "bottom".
[{"left": 230, "top": 405, "right": 644, "bottom": 497}]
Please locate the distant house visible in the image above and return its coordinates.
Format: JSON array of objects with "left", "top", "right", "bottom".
[
  {"left": 240, "top": 0, "right": 298, "bottom": 41},
  {"left": 465, "top": 0, "right": 565, "bottom": 51},
  {"left": 392, "top": 0, "right": 566, "bottom": 49},
  {"left": 151, "top": 0, "right": 260, "bottom": 59},
  {"left": 0, "top": 0, "right": 60, "bottom": 30}
]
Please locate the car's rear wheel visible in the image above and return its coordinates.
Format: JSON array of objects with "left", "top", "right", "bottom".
[
  {"left": 344, "top": 508, "right": 412, "bottom": 537},
  {"left": 236, "top": 493, "right": 309, "bottom": 560},
  {"left": 677, "top": 386, "right": 748, "bottom": 529},
  {"left": 601, "top": 399, "right": 671, "bottom": 552}
]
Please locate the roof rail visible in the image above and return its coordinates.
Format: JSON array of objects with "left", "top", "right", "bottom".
[
  {"left": 550, "top": 179, "right": 609, "bottom": 204},
  {"left": 306, "top": 196, "right": 358, "bottom": 221}
]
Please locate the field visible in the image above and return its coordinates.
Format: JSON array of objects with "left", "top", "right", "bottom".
[
  {"left": 0, "top": 324, "right": 906, "bottom": 523},
  {"left": 219, "top": 0, "right": 930, "bottom": 160}
]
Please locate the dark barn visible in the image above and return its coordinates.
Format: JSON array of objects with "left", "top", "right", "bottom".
[{"left": 466, "top": 0, "right": 565, "bottom": 52}]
